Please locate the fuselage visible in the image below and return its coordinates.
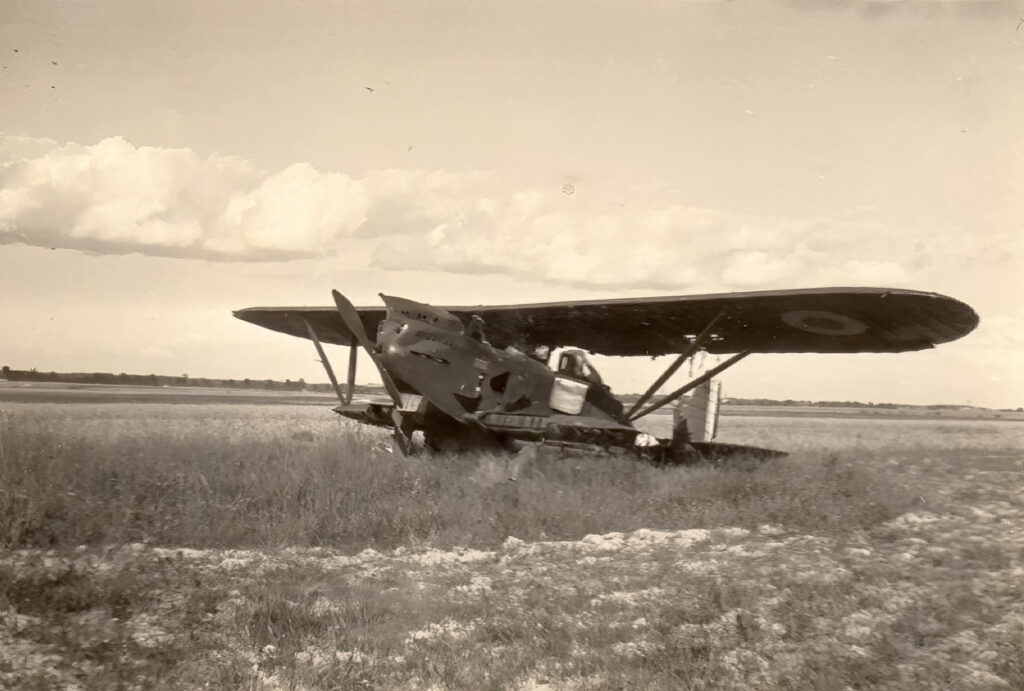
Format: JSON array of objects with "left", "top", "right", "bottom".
[{"left": 373, "top": 294, "right": 630, "bottom": 444}]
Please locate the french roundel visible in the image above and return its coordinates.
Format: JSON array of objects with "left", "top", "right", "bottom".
[{"left": 780, "top": 310, "right": 868, "bottom": 336}]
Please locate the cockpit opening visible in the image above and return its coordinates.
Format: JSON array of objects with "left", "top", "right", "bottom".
[{"left": 556, "top": 348, "right": 603, "bottom": 385}]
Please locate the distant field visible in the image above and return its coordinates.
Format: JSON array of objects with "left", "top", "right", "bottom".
[
  {"left": 0, "top": 380, "right": 339, "bottom": 406},
  {"left": 1, "top": 397, "right": 1022, "bottom": 688},
  {"left": 3, "top": 380, "right": 1019, "bottom": 422},
  {"left": 719, "top": 403, "right": 1024, "bottom": 422}
]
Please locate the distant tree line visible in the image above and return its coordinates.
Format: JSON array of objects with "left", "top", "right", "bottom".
[
  {"left": 5, "top": 365, "right": 1011, "bottom": 410},
  {"left": 614, "top": 389, "right": 987, "bottom": 411},
  {"left": 722, "top": 398, "right": 979, "bottom": 410},
  {"left": 0, "top": 365, "right": 384, "bottom": 394}
]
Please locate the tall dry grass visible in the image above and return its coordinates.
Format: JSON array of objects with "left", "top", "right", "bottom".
[
  {"left": 0, "top": 404, "right": 926, "bottom": 551},
  {"left": 3, "top": 404, "right": 1022, "bottom": 690}
]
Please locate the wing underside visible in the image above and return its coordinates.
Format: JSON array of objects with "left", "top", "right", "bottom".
[{"left": 233, "top": 287, "right": 978, "bottom": 356}]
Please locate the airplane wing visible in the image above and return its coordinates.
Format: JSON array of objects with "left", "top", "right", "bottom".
[
  {"left": 233, "top": 304, "right": 386, "bottom": 347},
  {"left": 234, "top": 287, "right": 978, "bottom": 356}
]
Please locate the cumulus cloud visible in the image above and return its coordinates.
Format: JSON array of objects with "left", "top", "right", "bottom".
[
  {"left": 0, "top": 135, "right": 484, "bottom": 261},
  {"left": 2, "top": 134, "right": 934, "bottom": 291},
  {"left": 372, "top": 201, "right": 919, "bottom": 292}
]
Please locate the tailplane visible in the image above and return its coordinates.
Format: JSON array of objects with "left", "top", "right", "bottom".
[{"left": 671, "top": 379, "right": 721, "bottom": 447}]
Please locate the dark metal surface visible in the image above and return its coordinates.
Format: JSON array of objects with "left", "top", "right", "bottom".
[{"left": 234, "top": 287, "right": 978, "bottom": 356}]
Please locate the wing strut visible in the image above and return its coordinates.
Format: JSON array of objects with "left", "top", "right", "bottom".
[
  {"left": 629, "top": 350, "right": 750, "bottom": 422},
  {"left": 302, "top": 318, "right": 351, "bottom": 405},
  {"left": 623, "top": 308, "right": 727, "bottom": 421}
]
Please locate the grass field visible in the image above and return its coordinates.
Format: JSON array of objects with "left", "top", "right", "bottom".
[{"left": 1, "top": 397, "right": 1022, "bottom": 689}]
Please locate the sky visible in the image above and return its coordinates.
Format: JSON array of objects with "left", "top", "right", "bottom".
[{"left": 1, "top": 0, "right": 1021, "bottom": 408}]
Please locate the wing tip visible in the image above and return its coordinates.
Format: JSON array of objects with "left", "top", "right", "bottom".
[
  {"left": 232, "top": 308, "right": 262, "bottom": 325},
  {"left": 931, "top": 293, "right": 981, "bottom": 344}
]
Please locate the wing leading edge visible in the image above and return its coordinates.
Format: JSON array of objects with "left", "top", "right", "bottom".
[{"left": 233, "top": 287, "right": 978, "bottom": 356}]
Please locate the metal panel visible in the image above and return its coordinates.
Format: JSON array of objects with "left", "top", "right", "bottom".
[{"left": 548, "top": 376, "right": 589, "bottom": 415}]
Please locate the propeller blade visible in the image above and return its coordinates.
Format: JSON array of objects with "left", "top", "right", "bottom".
[
  {"left": 387, "top": 362, "right": 473, "bottom": 425},
  {"left": 345, "top": 336, "right": 357, "bottom": 404},
  {"left": 331, "top": 290, "right": 403, "bottom": 405},
  {"left": 331, "top": 289, "right": 412, "bottom": 453},
  {"left": 332, "top": 291, "right": 373, "bottom": 349},
  {"left": 390, "top": 408, "right": 411, "bottom": 454}
]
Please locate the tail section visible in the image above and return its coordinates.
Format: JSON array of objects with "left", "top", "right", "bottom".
[{"left": 671, "top": 379, "right": 721, "bottom": 446}]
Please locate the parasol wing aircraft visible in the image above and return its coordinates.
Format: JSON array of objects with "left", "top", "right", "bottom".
[{"left": 234, "top": 287, "right": 978, "bottom": 461}]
